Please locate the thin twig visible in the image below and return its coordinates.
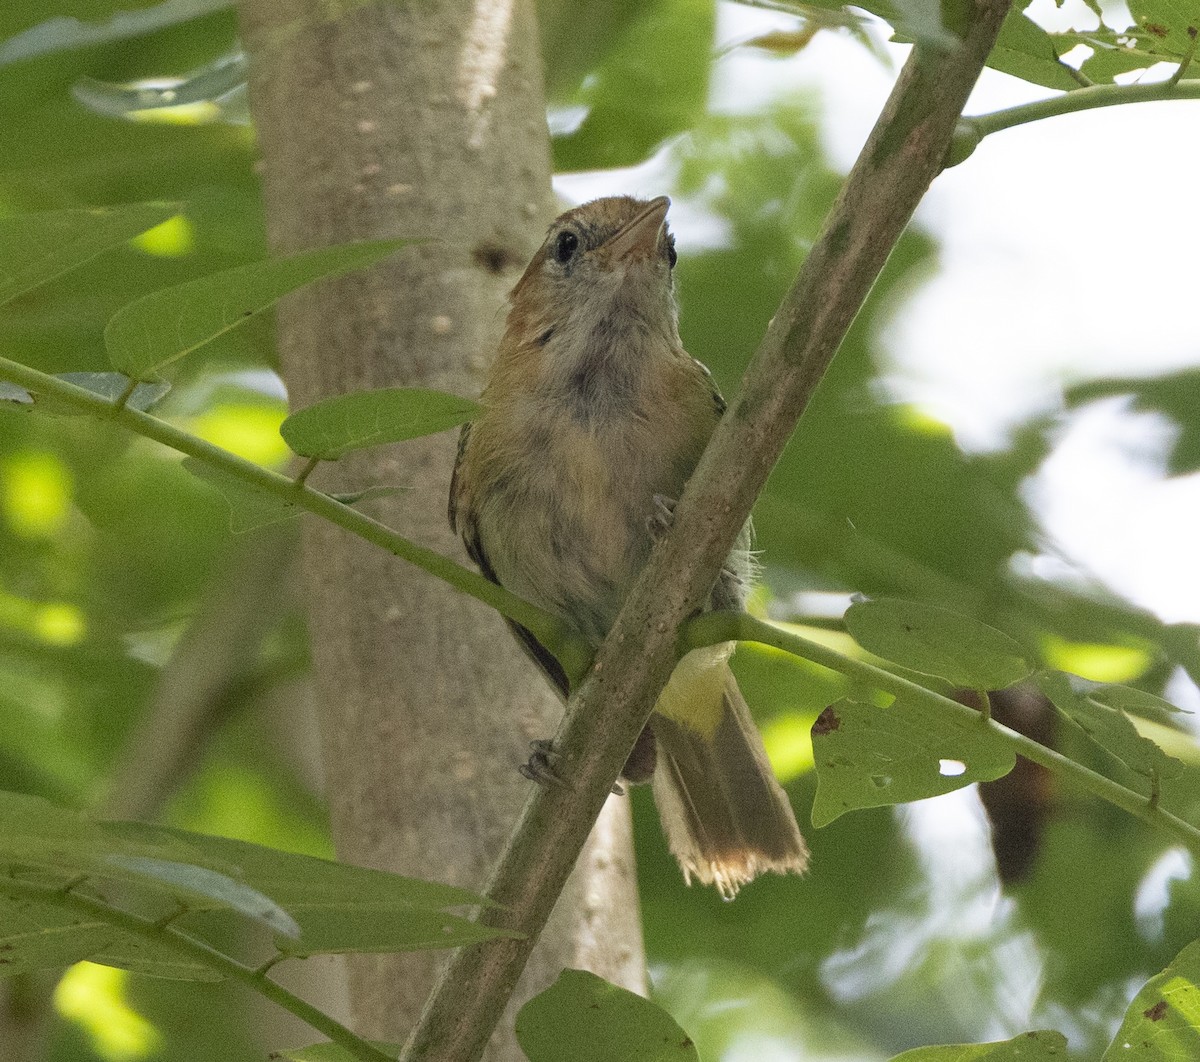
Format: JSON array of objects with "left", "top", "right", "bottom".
[
  {"left": 964, "top": 78, "right": 1200, "bottom": 141},
  {"left": 684, "top": 612, "right": 1200, "bottom": 854}
]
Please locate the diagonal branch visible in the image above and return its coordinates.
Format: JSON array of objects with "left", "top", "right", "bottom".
[{"left": 400, "top": 3, "right": 1015, "bottom": 1059}]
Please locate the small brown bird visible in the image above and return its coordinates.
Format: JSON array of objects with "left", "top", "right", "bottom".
[{"left": 450, "top": 195, "right": 807, "bottom": 897}]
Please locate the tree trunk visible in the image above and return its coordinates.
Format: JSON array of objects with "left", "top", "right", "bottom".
[{"left": 235, "top": 0, "right": 646, "bottom": 1054}]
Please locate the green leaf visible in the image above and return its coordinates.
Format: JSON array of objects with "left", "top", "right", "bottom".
[
  {"left": 280, "top": 388, "right": 478, "bottom": 461},
  {"left": 105, "top": 238, "right": 412, "bottom": 380},
  {"left": 0, "top": 202, "right": 180, "bottom": 306},
  {"left": 53, "top": 373, "right": 170, "bottom": 411},
  {"left": 270, "top": 1043, "right": 401, "bottom": 1062},
  {"left": 105, "top": 855, "right": 300, "bottom": 939},
  {"left": 810, "top": 696, "right": 1016, "bottom": 827},
  {"left": 108, "top": 827, "right": 517, "bottom": 955},
  {"left": 0, "top": 791, "right": 224, "bottom": 882},
  {"left": 0, "top": 889, "right": 220, "bottom": 982},
  {"left": 516, "top": 969, "right": 700, "bottom": 1062},
  {"left": 73, "top": 54, "right": 247, "bottom": 120},
  {"left": 1102, "top": 937, "right": 1200, "bottom": 1059},
  {"left": 987, "top": 10, "right": 1083, "bottom": 91},
  {"left": 890, "top": 1030, "right": 1070, "bottom": 1060},
  {"left": 0, "top": 0, "right": 233, "bottom": 66},
  {"left": 129, "top": 827, "right": 492, "bottom": 912},
  {"left": 844, "top": 598, "right": 1033, "bottom": 690},
  {"left": 1036, "top": 671, "right": 1186, "bottom": 785},
  {"left": 0, "top": 381, "right": 33, "bottom": 407},
  {"left": 0, "top": 792, "right": 297, "bottom": 937},
  {"left": 1089, "top": 684, "right": 1191, "bottom": 716},
  {"left": 183, "top": 458, "right": 301, "bottom": 532},
  {"left": 326, "top": 485, "right": 409, "bottom": 506},
  {"left": 271, "top": 905, "right": 520, "bottom": 956},
  {"left": 0, "top": 372, "right": 168, "bottom": 416},
  {"left": 553, "top": 0, "right": 715, "bottom": 171}
]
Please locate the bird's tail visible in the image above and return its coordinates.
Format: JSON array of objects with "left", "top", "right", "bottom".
[{"left": 650, "top": 647, "right": 808, "bottom": 898}]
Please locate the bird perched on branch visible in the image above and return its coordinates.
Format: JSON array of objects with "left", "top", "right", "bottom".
[{"left": 450, "top": 195, "right": 807, "bottom": 897}]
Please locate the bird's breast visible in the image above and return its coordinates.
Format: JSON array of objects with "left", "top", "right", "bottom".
[{"left": 472, "top": 400, "right": 681, "bottom": 642}]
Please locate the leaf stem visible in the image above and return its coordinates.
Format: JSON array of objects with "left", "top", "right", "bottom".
[
  {"left": 0, "top": 355, "right": 581, "bottom": 666},
  {"left": 1167, "top": 32, "right": 1198, "bottom": 88},
  {"left": 965, "top": 78, "right": 1200, "bottom": 140},
  {"left": 294, "top": 456, "right": 321, "bottom": 486},
  {"left": 113, "top": 377, "right": 139, "bottom": 411},
  {"left": 683, "top": 612, "right": 1200, "bottom": 854},
  {"left": 0, "top": 876, "right": 395, "bottom": 1062}
]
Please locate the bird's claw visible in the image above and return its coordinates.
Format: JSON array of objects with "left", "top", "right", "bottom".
[
  {"left": 647, "top": 493, "right": 741, "bottom": 585},
  {"left": 519, "top": 739, "right": 572, "bottom": 789},
  {"left": 646, "top": 494, "right": 677, "bottom": 541}
]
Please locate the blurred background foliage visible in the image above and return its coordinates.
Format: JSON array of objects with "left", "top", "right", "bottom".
[{"left": 1, "top": 0, "right": 1198, "bottom": 1059}]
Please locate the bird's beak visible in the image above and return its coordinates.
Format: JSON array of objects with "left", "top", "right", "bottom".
[{"left": 604, "top": 196, "right": 670, "bottom": 265}]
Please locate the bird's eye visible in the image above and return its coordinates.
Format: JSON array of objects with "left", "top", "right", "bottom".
[
  {"left": 554, "top": 230, "right": 579, "bottom": 264},
  {"left": 667, "top": 236, "right": 678, "bottom": 269}
]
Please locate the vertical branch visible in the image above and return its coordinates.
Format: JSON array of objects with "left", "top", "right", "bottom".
[
  {"left": 403, "top": 2, "right": 1014, "bottom": 1058},
  {"left": 236, "top": 0, "right": 645, "bottom": 1053}
]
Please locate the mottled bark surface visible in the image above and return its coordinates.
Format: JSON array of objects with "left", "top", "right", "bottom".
[{"left": 237, "top": 0, "right": 645, "bottom": 1053}]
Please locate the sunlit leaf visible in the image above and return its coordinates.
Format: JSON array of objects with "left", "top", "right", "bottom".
[
  {"left": 1037, "top": 671, "right": 1186, "bottom": 785},
  {"left": 516, "top": 969, "right": 700, "bottom": 1062},
  {"left": 105, "top": 238, "right": 412, "bottom": 380},
  {"left": 890, "top": 1030, "right": 1070, "bottom": 1059},
  {"left": 0, "top": 202, "right": 180, "bottom": 306},
  {"left": 810, "top": 696, "right": 1016, "bottom": 827},
  {"left": 845, "top": 598, "right": 1033, "bottom": 690},
  {"left": 280, "top": 388, "right": 478, "bottom": 461},
  {"left": 1102, "top": 937, "right": 1200, "bottom": 1059}
]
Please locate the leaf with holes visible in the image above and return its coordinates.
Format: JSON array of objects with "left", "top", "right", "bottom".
[
  {"left": 810, "top": 696, "right": 1015, "bottom": 827},
  {"left": 1102, "top": 938, "right": 1200, "bottom": 1059},
  {"left": 845, "top": 598, "right": 1032, "bottom": 690},
  {"left": 517, "top": 969, "right": 699, "bottom": 1062},
  {"left": 280, "top": 388, "right": 478, "bottom": 461},
  {"left": 1037, "top": 671, "right": 1185, "bottom": 786},
  {"left": 0, "top": 202, "right": 179, "bottom": 306},
  {"left": 890, "top": 1030, "right": 1070, "bottom": 1060},
  {"left": 105, "top": 238, "right": 412, "bottom": 380}
]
